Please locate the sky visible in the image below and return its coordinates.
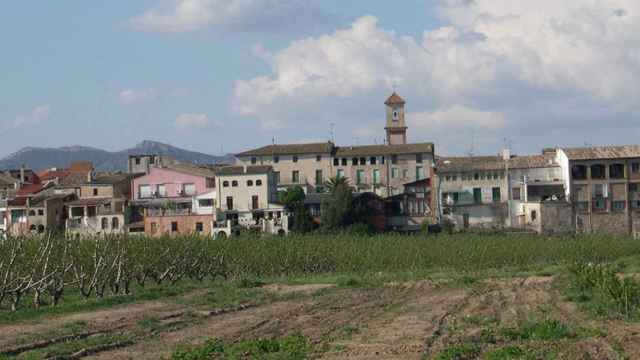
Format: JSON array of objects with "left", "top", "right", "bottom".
[{"left": 1, "top": 0, "right": 640, "bottom": 158}]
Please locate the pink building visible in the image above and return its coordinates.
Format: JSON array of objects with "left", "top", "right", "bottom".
[{"left": 131, "top": 165, "right": 216, "bottom": 200}]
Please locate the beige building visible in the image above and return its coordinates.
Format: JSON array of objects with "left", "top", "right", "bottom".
[
  {"left": 436, "top": 151, "right": 566, "bottom": 231},
  {"left": 235, "top": 93, "right": 435, "bottom": 197},
  {"left": 556, "top": 145, "right": 640, "bottom": 235}
]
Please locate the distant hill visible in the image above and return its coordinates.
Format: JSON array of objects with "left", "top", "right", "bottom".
[{"left": 0, "top": 140, "right": 235, "bottom": 171}]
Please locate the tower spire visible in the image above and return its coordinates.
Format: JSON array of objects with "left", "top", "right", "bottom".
[{"left": 384, "top": 92, "right": 407, "bottom": 145}]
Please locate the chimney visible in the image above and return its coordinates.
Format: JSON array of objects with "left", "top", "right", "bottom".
[
  {"left": 500, "top": 148, "right": 511, "bottom": 161},
  {"left": 20, "top": 164, "right": 26, "bottom": 184}
]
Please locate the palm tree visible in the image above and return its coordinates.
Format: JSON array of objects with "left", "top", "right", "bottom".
[{"left": 325, "top": 176, "right": 350, "bottom": 193}]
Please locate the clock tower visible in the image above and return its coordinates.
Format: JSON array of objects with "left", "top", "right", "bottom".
[{"left": 384, "top": 92, "right": 407, "bottom": 145}]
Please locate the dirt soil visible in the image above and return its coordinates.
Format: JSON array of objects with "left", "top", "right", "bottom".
[{"left": 2, "top": 276, "right": 640, "bottom": 359}]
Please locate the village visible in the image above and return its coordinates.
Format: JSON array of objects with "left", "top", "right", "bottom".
[{"left": 0, "top": 93, "right": 639, "bottom": 238}]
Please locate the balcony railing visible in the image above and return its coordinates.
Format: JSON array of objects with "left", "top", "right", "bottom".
[{"left": 146, "top": 208, "right": 192, "bottom": 217}]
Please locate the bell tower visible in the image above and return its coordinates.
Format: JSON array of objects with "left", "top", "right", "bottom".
[{"left": 384, "top": 92, "right": 407, "bottom": 145}]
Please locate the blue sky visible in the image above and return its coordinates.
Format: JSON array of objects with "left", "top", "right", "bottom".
[{"left": 2, "top": 1, "right": 640, "bottom": 158}]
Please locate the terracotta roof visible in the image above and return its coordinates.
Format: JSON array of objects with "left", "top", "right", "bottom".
[
  {"left": 215, "top": 165, "right": 272, "bottom": 176},
  {"left": 236, "top": 142, "right": 335, "bottom": 157},
  {"left": 335, "top": 143, "right": 434, "bottom": 157},
  {"left": 66, "top": 197, "right": 114, "bottom": 206},
  {"left": 561, "top": 145, "right": 640, "bottom": 161},
  {"left": 385, "top": 92, "right": 406, "bottom": 106},
  {"left": 38, "top": 169, "right": 71, "bottom": 182},
  {"left": 437, "top": 154, "right": 557, "bottom": 173},
  {"left": 15, "top": 184, "right": 46, "bottom": 197},
  {"left": 70, "top": 161, "right": 94, "bottom": 172}
]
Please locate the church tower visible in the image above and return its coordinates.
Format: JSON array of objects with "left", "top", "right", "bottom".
[{"left": 384, "top": 92, "right": 407, "bottom": 145}]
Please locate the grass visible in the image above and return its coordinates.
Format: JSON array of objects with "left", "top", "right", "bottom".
[
  {"left": 501, "top": 318, "right": 573, "bottom": 341},
  {"left": 171, "top": 335, "right": 310, "bottom": 360},
  {"left": 484, "top": 346, "right": 534, "bottom": 360},
  {"left": 14, "top": 334, "right": 133, "bottom": 359},
  {"left": 433, "top": 343, "right": 481, "bottom": 360}
]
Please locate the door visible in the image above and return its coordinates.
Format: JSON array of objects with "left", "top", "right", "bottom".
[
  {"left": 226, "top": 196, "right": 234, "bottom": 211},
  {"left": 252, "top": 195, "right": 259, "bottom": 210}
]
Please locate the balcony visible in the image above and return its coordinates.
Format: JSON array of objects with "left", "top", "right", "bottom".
[{"left": 146, "top": 208, "right": 192, "bottom": 217}]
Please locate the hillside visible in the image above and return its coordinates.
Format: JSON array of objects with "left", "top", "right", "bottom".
[{"left": 0, "top": 140, "right": 234, "bottom": 171}]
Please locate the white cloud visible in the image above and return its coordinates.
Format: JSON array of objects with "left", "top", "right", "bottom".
[
  {"left": 233, "top": 2, "right": 640, "bottom": 153},
  {"left": 175, "top": 113, "right": 220, "bottom": 129},
  {"left": 130, "top": 0, "right": 333, "bottom": 33},
  {"left": 13, "top": 105, "right": 51, "bottom": 128},
  {"left": 119, "top": 88, "right": 157, "bottom": 105}
]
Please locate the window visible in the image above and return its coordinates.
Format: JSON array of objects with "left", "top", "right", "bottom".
[
  {"left": 247, "top": 180, "right": 254, "bottom": 186},
  {"left": 613, "top": 201, "right": 626, "bottom": 212},
  {"left": 273, "top": 172, "right": 280, "bottom": 185},
  {"left": 292, "top": 171, "right": 300, "bottom": 183},
  {"left": 157, "top": 184, "right": 166, "bottom": 197},
  {"left": 183, "top": 183, "right": 196, "bottom": 195},
  {"left": 93, "top": 188, "right": 98, "bottom": 196},
  {"left": 316, "top": 155, "right": 322, "bottom": 162},
  {"left": 198, "top": 199, "right": 214, "bottom": 207},
  {"left": 571, "top": 165, "right": 588, "bottom": 180},
  {"left": 356, "top": 170, "right": 365, "bottom": 185},
  {"left": 251, "top": 157, "right": 257, "bottom": 164},
  {"left": 512, "top": 187, "right": 521, "bottom": 200},
  {"left": 593, "top": 183, "right": 608, "bottom": 198},
  {"left": 231, "top": 181, "right": 238, "bottom": 187},
  {"left": 223, "top": 181, "right": 229, "bottom": 188},
  {"left": 391, "top": 168, "right": 399, "bottom": 179},
  {"left": 135, "top": 157, "right": 141, "bottom": 165},
  {"left": 256, "top": 179, "right": 262, "bottom": 186},
  {"left": 576, "top": 202, "right": 589, "bottom": 212},
  {"left": 474, "top": 173, "right": 480, "bottom": 180},
  {"left": 337, "top": 169, "right": 345, "bottom": 179},
  {"left": 315, "top": 170, "right": 323, "bottom": 185},
  {"left": 206, "top": 178, "right": 215, "bottom": 188},
  {"left": 391, "top": 155, "right": 398, "bottom": 165},
  {"left": 252, "top": 195, "right": 259, "bottom": 210},
  {"left": 352, "top": 158, "right": 358, "bottom": 166},
  {"left": 359, "top": 157, "right": 366, "bottom": 165},
  {"left": 610, "top": 163, "right": 625, "bottom": 179},
  {"left": 392, "top": 110, "right": 399, "bottom": 120},
  {"left": 273, "top": 156, "right": 279, "bottom": 163},
  {"left": 492, "top": 187, "right": 501, "bottom": 202},
  {"left": 416, "top": 154, "right": 423, "bottom": 163},
  {"left": 416, "top": 166, "right": 424, "bottom": 180},
  {"left": 631, "top": 183, "right": 639, "bottom": 192},
  {"left": 171, "top": 221, "right": 178, "bottom": 232},
  {"left": 195, "top": 222, "right": 203, "bottom": 232},
  {"left": 150, "top": 222, "right": 158, "bottom": 234},
  {"left": 112, "top": 217, "right": 119, "bottom": 230},
  {"left": 293, "top": 156, "right": 298, "bottom": 163},
  {"left": 38, "top": 209, "right": 44, "bottom": 216},
  {"left": 370, "top": 157, "right": 377, "bottom": 165},
  {"left": 593, "top": 199, "right": 607, "bottom": 211},
  {"left": 452, "top": 175, "right": 458, "bottom": 181},
  {"left": 373, "top": 169, "right": 381, "bottom": 184},
  {"left": 632, "top": 200, "right": 640, "bottom": 210},
  {"left": 633, "top": 163, "right": 640, "bottom": 174},
  {"left": 591, "top": 164, "right": 606, "bottom": 179},
  {"left": 101, "top": 217, "right": 108, "bottom": 230},
  {"left": 341, "top": 158, "right": 347, "bottom": 166},
  {"left": 473, "top": 188, "right": 482, "bottom": 204},
  {"left": 226, "top": 196, "right": 234, "bottom": 210},
  {"left": 445, "top": 175, "right": 452, "bottom": 182},
  {"left": 381, "top": 156, "right": 385, "bottom": 165},
  {"left": 333, "top": 158, "right": 339, "bottom": 166},
  {"left": 531, "top": 210, "right": 537, "bottom": 222}
]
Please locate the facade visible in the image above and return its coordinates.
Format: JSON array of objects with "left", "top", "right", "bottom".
[
  {"left": 5, "top": 194, "right": 69, "bottom": 235},
  {"left": 213, "top": 165, "right": 287, "bottom": 237},
  {"left": 66, "top": 174, "right": 133, "bottom": 236},
  {"left": 0, "top": 199, "right": 7, "bottom": 235},
  {"left": 236, "top": 93, "right": 435, "bottom": 197},
  {"left": 556, "top": 145, "right": 640, "bottom": 235},
  {"left": 128, "top": 155, "right": 174, "bottom": 174},
  {"left": 436, "top": 151, "right": 567, "bottom": 231}
]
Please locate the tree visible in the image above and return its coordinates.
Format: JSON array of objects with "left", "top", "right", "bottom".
[
  {"left": 321, "top": 178, "right": 354, "bottom": 230},
  {"left": 278, "top": 186, "right": 306, "bottom": 210},
  {"left": 278, "top": 186, "right": 314, "bottom": 233}
]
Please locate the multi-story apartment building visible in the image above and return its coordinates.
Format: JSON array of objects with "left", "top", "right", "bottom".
[
  {"left": 436, "top": 151, "right": 568, "bottom": 232},
  {"left": 66, "top": 174, "right": 134, "bottom": 235},
  {"left": 213, "top": 165, "right": 286, "bottom": 237},
  {"left": 235, "top": 93, "right": 434, "bottom": 197},
  {"left": 556, "top": 145, "right": 640, "bottom": 235}
]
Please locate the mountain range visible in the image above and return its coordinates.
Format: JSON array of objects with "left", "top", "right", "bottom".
[{"left": 0, "top": 140, "right": 235, "bottom": 171}]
